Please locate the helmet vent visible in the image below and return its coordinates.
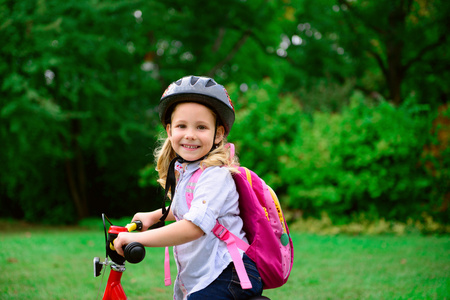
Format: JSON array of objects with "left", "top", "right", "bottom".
[
  {"left": 174, "top": 79, "right": 182, "bottom": 86},
  {"left": 205, "top": 79, "right": 216, "bottom": 87},
  {"left": 190, "top": 76, "right": 200, "bottom": 86}
]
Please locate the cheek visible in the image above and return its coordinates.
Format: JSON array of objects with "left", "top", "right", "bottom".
[
  {"left": 170, "top": 130, "right": 186, "bottom": 144},
  {"left": 169, "top": 132, "right": 179, "bottom": 143}
]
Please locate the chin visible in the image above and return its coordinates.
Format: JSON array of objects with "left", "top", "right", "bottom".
[{"left": 181, "top": 151, "right": 208, "bottom": 162}]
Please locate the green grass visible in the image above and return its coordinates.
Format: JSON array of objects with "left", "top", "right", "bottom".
[{"left": 0, "top": 220, "right": 449, "bottom": 299}]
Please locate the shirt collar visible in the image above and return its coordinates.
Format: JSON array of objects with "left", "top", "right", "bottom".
[{"left": 175, "top": 160, "right": 201, "bottom": 176}]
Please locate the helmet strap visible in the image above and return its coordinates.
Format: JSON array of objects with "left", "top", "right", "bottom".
[{"left": 211, "top": 118, "right": 219, "bottom": 151}]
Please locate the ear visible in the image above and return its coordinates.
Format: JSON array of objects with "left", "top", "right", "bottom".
[
  {"left": 166, "top": 124, "right": 172, "bottom": 138},
  {"left": 215, "top": 125, "right": 225, "bottom": 144}
]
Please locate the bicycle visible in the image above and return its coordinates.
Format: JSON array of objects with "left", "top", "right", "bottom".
[{"left": 93, "top": 214, "right": 270, "bottom": 300}]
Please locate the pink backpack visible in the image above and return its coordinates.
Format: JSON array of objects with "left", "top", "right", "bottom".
[{"left": 165, "top": 143, "right": 294, "bottom": 289}]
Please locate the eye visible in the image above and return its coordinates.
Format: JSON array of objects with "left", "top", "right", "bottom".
[{"left": 197, "top": 125, "right": 208, "bottom": 130}]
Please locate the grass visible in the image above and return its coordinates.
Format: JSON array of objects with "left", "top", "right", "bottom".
[{"left": 0, "top": 219, "right": 449, "bottom": 300}]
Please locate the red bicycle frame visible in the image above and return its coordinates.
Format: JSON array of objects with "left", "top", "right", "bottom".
[
  {"left": 102, "top": 265, "right": 126, "bottom": 300},
  {"left": 94, "top": 214, "right": 145, "bottom": 300}
]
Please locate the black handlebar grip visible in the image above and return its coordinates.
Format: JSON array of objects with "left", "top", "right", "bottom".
[
  {"left": 123, "top": 242, "right": 146, "bottom": 264},
  {"left": 134, "top": 220, "right": 143, "bottom": 231}
]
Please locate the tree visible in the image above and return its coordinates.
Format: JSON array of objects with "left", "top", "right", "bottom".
[
  {"left": 2, "top": 0, "right": 447, "bottom": 223},
  {"left": 339, "top": 0, "right": 449, "bottom": 105},
  {"left": 283, "top": 0, "right": 450, "bottom": 106},
  {"left": 0, "top": 0, "right": 162, "bottom": 221},
  {"left": 0, "top": 0, "right": 289, "bottom": 222}
]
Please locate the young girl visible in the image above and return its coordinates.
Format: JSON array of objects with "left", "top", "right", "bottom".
[{"left": 113, "top": 76, "right": 263, "bottom": 300}]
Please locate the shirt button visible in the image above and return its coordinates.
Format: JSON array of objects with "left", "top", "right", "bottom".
[{"left": 202, "top": 200, "right": 206, "bottom": 204}]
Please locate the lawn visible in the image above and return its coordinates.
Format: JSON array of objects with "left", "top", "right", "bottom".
[{"left": 0, "top": 220, "right": 448, "bottom": 299}]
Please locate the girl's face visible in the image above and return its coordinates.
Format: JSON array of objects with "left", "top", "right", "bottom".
[{"left": 166, "top": 102, "right": 224, "bottom": 161}]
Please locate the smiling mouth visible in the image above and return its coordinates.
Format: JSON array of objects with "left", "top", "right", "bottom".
[{"left": 182, "top": 144, "right": 200, "bottom": 149}]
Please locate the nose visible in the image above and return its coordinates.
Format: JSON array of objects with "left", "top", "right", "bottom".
[{"left": 184, "top": 129, "right": 196, "bottom": 140}]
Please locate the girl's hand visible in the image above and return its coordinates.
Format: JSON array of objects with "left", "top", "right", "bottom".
[
  {"left": 131, "top": 212, "right": 158, "bottom": 231},
  {"left": 131, "top": 208, "right": 175, "bottom": 231},
  {"left": 114, "top": 232, "right": 132, "bottom": 257}
]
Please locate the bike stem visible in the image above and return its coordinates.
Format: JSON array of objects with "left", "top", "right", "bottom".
[
  {"left": 103, "top": 264, "right": 127, "bottom": 300},
  {"left": 95, "top": 217, "right": 145, "bottom": 300}
]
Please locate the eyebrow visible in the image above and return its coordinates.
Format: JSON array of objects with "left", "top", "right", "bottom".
[{"left": 172, "top": 119, "right": 212, "bottom": 125}]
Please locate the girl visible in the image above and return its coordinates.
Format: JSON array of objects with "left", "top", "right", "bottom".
[{"left": 113, "top": 76, "right": 263, "bottom": 300}]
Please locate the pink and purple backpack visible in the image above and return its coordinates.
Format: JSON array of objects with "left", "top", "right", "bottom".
[{"left": 165, "top": 143, "right": 294, "bottom": 289}]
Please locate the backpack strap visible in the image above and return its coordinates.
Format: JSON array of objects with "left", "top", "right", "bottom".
[
  {"left": 212, "top": 222, "right": 252, "bottom": 289},
  {"left": 225, "top": 142, "right": 235, "bottom": 159},
  {"left": 164, "top": 246, "right": 171, "bottom": 286},
  {"left": 163, "top": 167, "right": 208, "bottom": 287},
  {"left": 186, "top": 168, "right": 203, "bottom": 208}
]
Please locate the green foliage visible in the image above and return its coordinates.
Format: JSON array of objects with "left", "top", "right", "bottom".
[
  {"left": 0, "top": 0, "right": 291, "bottom": 223},
  {"left": 0, "top": 0, "right": 162, "bottom": 222},
  {"left": 420, "top": 104, "right": 450, "bottom": 222},
  {"left": 286, "top": 0, "right": 450, "bottom": 105},
  {"left": 228, "top": 79, "right": 302, "bottom": 191},
  {"left": 285, "top": 92, "right": 434, "bottom": 221},
  {"left": 230, "top": 84, "right": 440, "bottom": 222},
  {"left": 1, "top": 0, "right": 448, "bottom": 224}
]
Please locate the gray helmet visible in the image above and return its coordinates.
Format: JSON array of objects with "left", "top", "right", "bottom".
[{"left": 159, "top": 75, "right": 235, "bottom": 135}]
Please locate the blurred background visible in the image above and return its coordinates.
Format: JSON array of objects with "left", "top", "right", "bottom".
[{"left": 1, "top": 0, "right": 449, "bottom": 229}]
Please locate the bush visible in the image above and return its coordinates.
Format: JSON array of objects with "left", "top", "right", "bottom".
[
  {"left": 420, "top": 103, "right": 450, "bottom": 223},
  {"left": 283, "top": 92, "right": 434, "bottom": 222},
  {"left": 230, "top": 83, "right": 442, "bottom": 223},
  {"left": 228, "top": 79, "right": 302, "bottom": 192}
]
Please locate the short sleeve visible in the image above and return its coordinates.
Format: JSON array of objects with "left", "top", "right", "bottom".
[{"left": 183, "top": 167, "right": 236, "bottom": 234}]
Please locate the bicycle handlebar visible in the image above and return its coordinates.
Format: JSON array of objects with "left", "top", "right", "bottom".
[
  {"left": 109, "top": 220, "right": 143, "bottom": 251},
  {"left": 126, "top": 220, "right": 143, "bottom": 232},
  {"left": 106, "top": 220, "right": 146, "bottom": 265}
]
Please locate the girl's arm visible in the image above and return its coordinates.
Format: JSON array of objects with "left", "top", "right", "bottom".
[
  {"left": 114, "top": 219, "right": 204, "bottom": 257},
  {"left": 131, "top": 207, "right": 176, "bottom": 231}
]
